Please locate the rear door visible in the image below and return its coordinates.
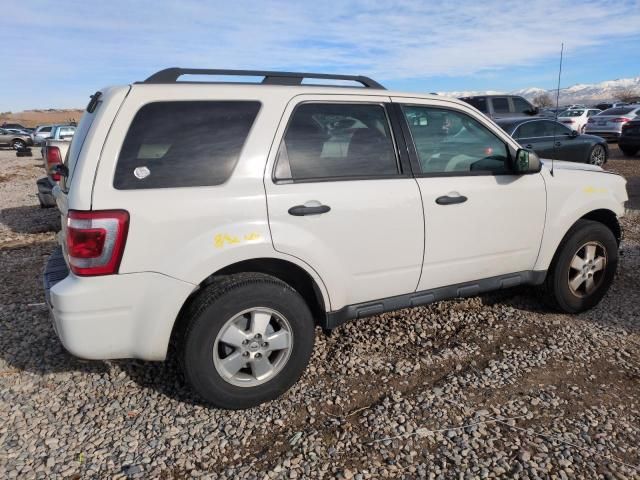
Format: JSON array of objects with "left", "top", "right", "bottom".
[{"left": 264, "top": 95, "right": 424, "bottom": 311}]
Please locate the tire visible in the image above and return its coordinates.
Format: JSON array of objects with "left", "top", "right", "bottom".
[
  {"left": 181, "top": 273, "right": 315, "bottom": 409},
  {"left": 619, "top": 145, "right": 639, "bottom": 157},
  {"left": 542, "top": 219, "right": 618, "bottom": 313},
  {"left": 11, "top": 139, "right": 26, "bottom": 150},
  {"left": 588, "top": 144, "right": 607, "bottom": 166}
]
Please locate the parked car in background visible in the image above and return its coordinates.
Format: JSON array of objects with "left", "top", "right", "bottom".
[
  {"left": 619, "top": 116, "right": 640, "bottom": 157},
  {"left": 40, "top": 124, "right": 76, "bottom": 158},
  {"left": 0, "top": 128, "right": 34, "bottom": 149},
  {"left": 539, "top": 108, "right": 562, "bottom": 118},
  {"left": 37, "top": 139, "right": 69, "bottom": 208},
  {"left": 562, "top": 104, "right": 587, "bottom": 110},
  {"left": 496, "top": 117, "right": 608, "bottom": 166},
  {"left": 31, "top": 125, "right": 55, "bottom": 145},
  {"left": 38, "top": 128, "right": 75, "bottom": 207},
  {"left": 585, "top": 105, "right": 640, "bottom": 141},
  {"left": 556, "top": 108, "right": 601, "bottom": 133},
  {"left": 5, "top": 128, "right": 32, "bottom": 135},
  {"left": 458, "top": 95, "right": 538, "bottom": 119},
  {"left": 1, "top": 122, "right": 27, "bottom": 129}
]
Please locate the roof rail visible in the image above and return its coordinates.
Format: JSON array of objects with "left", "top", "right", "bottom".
[{"left": 141, "top": 68, "right": 385, "bottom": 89}]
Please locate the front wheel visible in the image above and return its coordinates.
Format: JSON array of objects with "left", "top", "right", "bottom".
[
  {"left": 542, "top": 220, "right": 618, "bottom": 313},
  {"left": 181, "top": 273, "right": 315, "bottom": 409},
  {"left": 11, "top": 139, "right": 26, "bottom": 150},
  {"left": 588, "top": 144, "right": 606, "bottom": 166}
]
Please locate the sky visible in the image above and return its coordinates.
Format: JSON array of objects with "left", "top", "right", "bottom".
[{"left": 2, "top": 0, "right": 640, "bottom": 111}]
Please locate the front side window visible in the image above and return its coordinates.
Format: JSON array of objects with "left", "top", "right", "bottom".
[
  {"left": 275, "top": 103, "right": 398, "bottom": 181},
  {"left": 402, "top": 106, "right": 509, "bottom": 174},
  {"left": 515, "top": 121, "right": 548, "bottom": 139},
  {"left": 491, "top": 97, "right": 510, "bottom": 113},
  {"left": 114, "top": 101, "right": 260, "bottom": 189}
]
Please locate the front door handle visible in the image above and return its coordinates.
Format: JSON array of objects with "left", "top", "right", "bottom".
[
  {"left": 288, "top": 204, "right": 331, "bottom": 216},
  {"left": 435, "top": 195, "right": 468, "bottom": 205},
  {"left": 554, "top": 141, "right": 562, "bottom": 147},
  {"left": 525, "top": 144, "right": 533, "bottom": 149}
]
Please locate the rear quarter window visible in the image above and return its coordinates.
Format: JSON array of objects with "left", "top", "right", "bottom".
[{"left": 114, "top": 101, "right": 260, "bottom": 189}]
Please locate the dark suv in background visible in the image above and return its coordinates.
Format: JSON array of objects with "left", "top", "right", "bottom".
[{"left": 459, "top": 95, "right": 538, "bottom": 119}]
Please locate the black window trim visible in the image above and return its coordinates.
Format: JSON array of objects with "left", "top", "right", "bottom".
[
  {"left": 113, "top": 99, "right": 262, "bottom": 190},
  {"left": 394, "top": 103, "right": 517, "bottom": 178},
  {"left": 271, "top": 100, "right": 412, "bottom": 185}
]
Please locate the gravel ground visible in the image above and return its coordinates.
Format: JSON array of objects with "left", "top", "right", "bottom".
[{"left": 1, "top": 146, "right": 639, "bottom": 479}]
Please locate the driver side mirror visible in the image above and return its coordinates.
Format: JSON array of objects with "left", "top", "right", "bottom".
[{"left": 513, "top": 148, "right": 542, "bottom": 174}]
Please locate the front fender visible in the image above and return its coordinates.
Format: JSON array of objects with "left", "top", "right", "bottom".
[{"left": 534, "top": 169, "right": 627, "bottom": 271}]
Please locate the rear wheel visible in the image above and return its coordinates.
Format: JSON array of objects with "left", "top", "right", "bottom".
[
  {"left": 542, "top": 220, "right": 617, "bottom": 313},
  {"left": 619, "top": 145, "right": 639, "bottom": 157},
  {"left": 588, "top": 144, "right": 606, "bottom": 166},
  {"left": 181, "top": 273, "right": 315, "bottom": 409}
]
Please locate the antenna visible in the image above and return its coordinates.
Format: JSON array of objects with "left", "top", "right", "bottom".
[{"left": 551, "top": 42, "right": 564, "bottom": 176}]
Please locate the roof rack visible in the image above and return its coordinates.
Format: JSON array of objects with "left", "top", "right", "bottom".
[{"left": 141, "top": 68, "right": 385, "bottom": 89}]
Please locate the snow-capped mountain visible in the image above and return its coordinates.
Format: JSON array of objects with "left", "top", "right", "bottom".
[{"left": 438, "top": 76, "right": 640, "bottom": 103}]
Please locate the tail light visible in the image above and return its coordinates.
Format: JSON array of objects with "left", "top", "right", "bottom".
[
  {"left": 612, "top": 117, "right": 630, "bottom": 123},
  {"left": 46, "top": 147, "right": 63, "bottom": 181},
  {"left": 66, "top": 210, "right": 129, "bottom": 276},
  {"left": 562, "top": 120, "right": 574, "bottom": 124}
]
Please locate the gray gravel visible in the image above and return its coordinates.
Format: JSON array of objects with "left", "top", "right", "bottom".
[{"left": 1, "top": 146, "right": 639, "bottom": 479}]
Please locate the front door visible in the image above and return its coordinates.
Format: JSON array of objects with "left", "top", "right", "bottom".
[
  {"left": 264, "top": 96, "right": 425, "bottom": 311},
  {"left": 394, "top": 99, "right": 546, "bottom": 291}
]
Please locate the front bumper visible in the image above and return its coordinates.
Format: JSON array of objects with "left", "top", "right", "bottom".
[{"left": 44, "top": 247, "right": 195, "bottom": 360}]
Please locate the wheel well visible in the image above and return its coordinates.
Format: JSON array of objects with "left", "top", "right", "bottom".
[
  {"left": 580, "top": 209, "right": 622, "bottom": 245},
  {"left": 170, "top": 259, "right": 327, "bottom": 351}
]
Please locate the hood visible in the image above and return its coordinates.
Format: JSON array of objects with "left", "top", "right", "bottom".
[{"left": 541, "top": 159, "right": 605, "bottom": 173}]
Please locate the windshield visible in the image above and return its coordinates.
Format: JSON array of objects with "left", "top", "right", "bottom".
[{"left": 559, "top": 110, "right": 584, "bottom": 117}]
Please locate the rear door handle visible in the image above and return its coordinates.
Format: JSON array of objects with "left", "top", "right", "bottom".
[
  {"left": 435, "top": 195, "right": 468, "bottom": 205},
  {"left": 555, "top": 142, "right": 562, "bottom": 147},
  {"left": 288, "top": 204, "right": 331, "bottom": 216}
]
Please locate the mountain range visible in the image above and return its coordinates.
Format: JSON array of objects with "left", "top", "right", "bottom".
[{"left": 438, "top": 76, "right": 640, "bottom": 104}]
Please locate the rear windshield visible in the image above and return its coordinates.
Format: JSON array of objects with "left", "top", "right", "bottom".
[
  {"left": 114, "top": 101, "right": 260, "bottom": 189},
  {"left": 65, "top": 111, "right": 97, "bottom": 187},
  {"left": 600, "top": 107, "right": 635, "bottom": 115}
]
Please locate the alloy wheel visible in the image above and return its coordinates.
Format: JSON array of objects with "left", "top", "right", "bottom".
[
  {"left": 567, "top": 241, "right": 607, "bottom": 298},
  {"left": 213, "top": 307, "right": 293, "bottom": 387}
]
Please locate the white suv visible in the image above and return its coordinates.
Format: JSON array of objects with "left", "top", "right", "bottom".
[{"left": 44, "top": 68, "right": 628, "bottom": 409}]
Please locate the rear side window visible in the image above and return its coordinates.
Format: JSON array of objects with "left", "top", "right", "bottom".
[
  {"left": 491, "top": 98, "right": 510, "bottom": 114},
  {"left": 114, "top": 101, "right": 260, "bottom": 189},
  {"left": 274, "top": 103, "right": 398, "bottom": 181},
  {"left": 461, "top": 97, "right": 487, "bottom": 113},
  {"left": 512, "top": 97, "right": 533, "bottom": 114}
]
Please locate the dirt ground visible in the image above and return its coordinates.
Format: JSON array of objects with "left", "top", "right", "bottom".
[{"left": 1, "top": 144, "right": 639, "bottom": 479}]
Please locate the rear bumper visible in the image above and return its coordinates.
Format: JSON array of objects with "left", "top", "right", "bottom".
[
  {"left": 585, "top": 131, "right": 620, "bottom": 141},
  {"left": 44, "top": 247, "right": 196, "bottom": 361}
]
